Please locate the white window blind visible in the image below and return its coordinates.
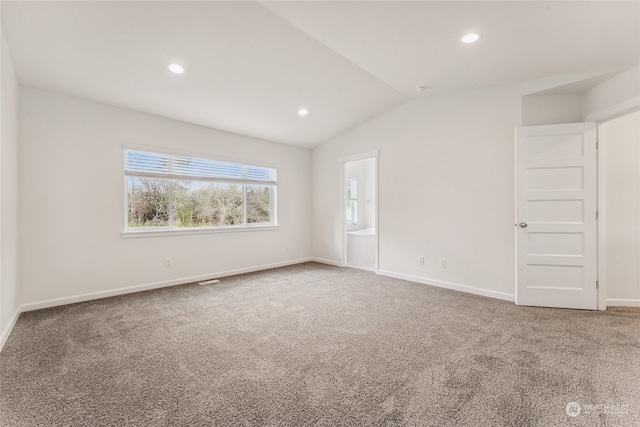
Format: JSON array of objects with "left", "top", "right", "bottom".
[{"left": 125, "top": 150, "right": 277, "bottom": 185}]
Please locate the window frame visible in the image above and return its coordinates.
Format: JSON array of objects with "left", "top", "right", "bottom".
[{"left": 122, "top": 145, "right": 278, "bottom": 238}]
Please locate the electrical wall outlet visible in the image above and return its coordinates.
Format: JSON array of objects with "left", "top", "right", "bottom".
[
  {"left": 418, "top": 256, "right": 425, "bottom": 265},
  {"left": 439, "top": 258, "right": 447, "bottom": 268},
  {"left": 165, "top": 257, "right": 172, "bottom": 268}
]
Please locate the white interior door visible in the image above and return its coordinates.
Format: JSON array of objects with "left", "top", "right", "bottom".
[{"left": 516, "top": 122, "right": 598, "bottom": 309}]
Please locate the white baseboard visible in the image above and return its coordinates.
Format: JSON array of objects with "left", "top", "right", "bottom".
[
  {"left": 377, "top": 270, "right": 515, "bottom": 303},
  {"left": 606, "top": 298, "right": 640, "bottom": 307},
  {"left": 0, "top": 307, "right": 21, "bottom": 352},
  {"left": 20, "top": 258, "right": 314, "bottom": 313},
  {"left": 310, "top": 257, "right": 342, "bottom": 267},
  {"left": 1, "top": 258, "right": 315, "bottom": 353},
  {"left": 3, "top": 260, "right": 518, "bottom": 352}
]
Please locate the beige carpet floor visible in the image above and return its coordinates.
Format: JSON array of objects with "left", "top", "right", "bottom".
[{"left": 1, "top": 262, "right": 639, "bottom": 426}]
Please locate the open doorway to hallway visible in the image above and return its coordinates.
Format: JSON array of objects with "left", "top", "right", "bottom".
[{"left": 598, "top": 110, "right": 640, "bottom": 307}]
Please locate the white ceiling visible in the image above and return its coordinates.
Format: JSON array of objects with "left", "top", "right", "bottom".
[{"left": 2, "top": 1, "right": 639, "bottom": 148}]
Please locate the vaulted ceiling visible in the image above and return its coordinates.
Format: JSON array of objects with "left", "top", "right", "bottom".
[{"left": 2, "top": 1, "right": 638, "bottom": 147}]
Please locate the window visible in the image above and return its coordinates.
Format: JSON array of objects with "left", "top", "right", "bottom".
[
  {"left": 346, "top": 177, "right": 358, "bottom": 223},
  {"left": 124, "top": 148, "right": 277, "bottom": 234}
]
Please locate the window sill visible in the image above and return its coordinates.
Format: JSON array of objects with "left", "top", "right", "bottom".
[{"left": 121, "top": 224, "right": 279, "bottom": 238}]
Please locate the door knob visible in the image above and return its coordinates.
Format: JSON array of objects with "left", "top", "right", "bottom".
[{"left": 519, "top": 222, "right": 528, "bottom": 228}]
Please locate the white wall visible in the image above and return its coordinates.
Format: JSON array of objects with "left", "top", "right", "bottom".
[
  {"left": 313, "top": 83, "right": 534, "bottom": 299},
  {"left": 18, "top": 87, "right": 311, "bottom": 307},
  {"left": 522, "top": 93, "right": 583, "bottom": 126},
  {"left": 583, "top": 65, "right": 640, "bottom": 121},
  {"left": 601, "top": 111, "right": 640, "bottom": 305},
  {"left": 1, "top": 28, "right": 20, "bottom": 347}
]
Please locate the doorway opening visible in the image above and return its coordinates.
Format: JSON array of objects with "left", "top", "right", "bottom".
[
  {"left": 597, "top": 109, "right": 640, "bottom": 308},
  {"left": 341, "top": 152, "right": 379, "bottom": 271}
]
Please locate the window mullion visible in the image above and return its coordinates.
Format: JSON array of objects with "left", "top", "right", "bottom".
[
  {"left": 168, "top": 158, "right": 174, "bottom": 228},
  {"left": 243, "top": 183, "right": 247, "bottom": 226},
  {"left": 272, "top": 185, "right": 277, "bottom": 226},
  {"left": 242, "top": 166, "right": 247, "bottom": 226}
]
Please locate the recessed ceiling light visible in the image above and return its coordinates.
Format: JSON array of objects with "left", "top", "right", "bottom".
[
  {"left": 168, "top": 63, "right": 185, "bottom": 74},
  {"left": 298, "top": 109, "right": 308, "bottom": 116},
  {"left": 461, "top": 33, "right": 480, "bottom": 44}
]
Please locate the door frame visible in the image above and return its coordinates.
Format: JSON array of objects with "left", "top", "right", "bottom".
[
  {"left": 339, "top": 150, "right": 380, "bottom": 271},
  {"left": 588, "top": 100, "right": 640, "bottom": 310}
]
